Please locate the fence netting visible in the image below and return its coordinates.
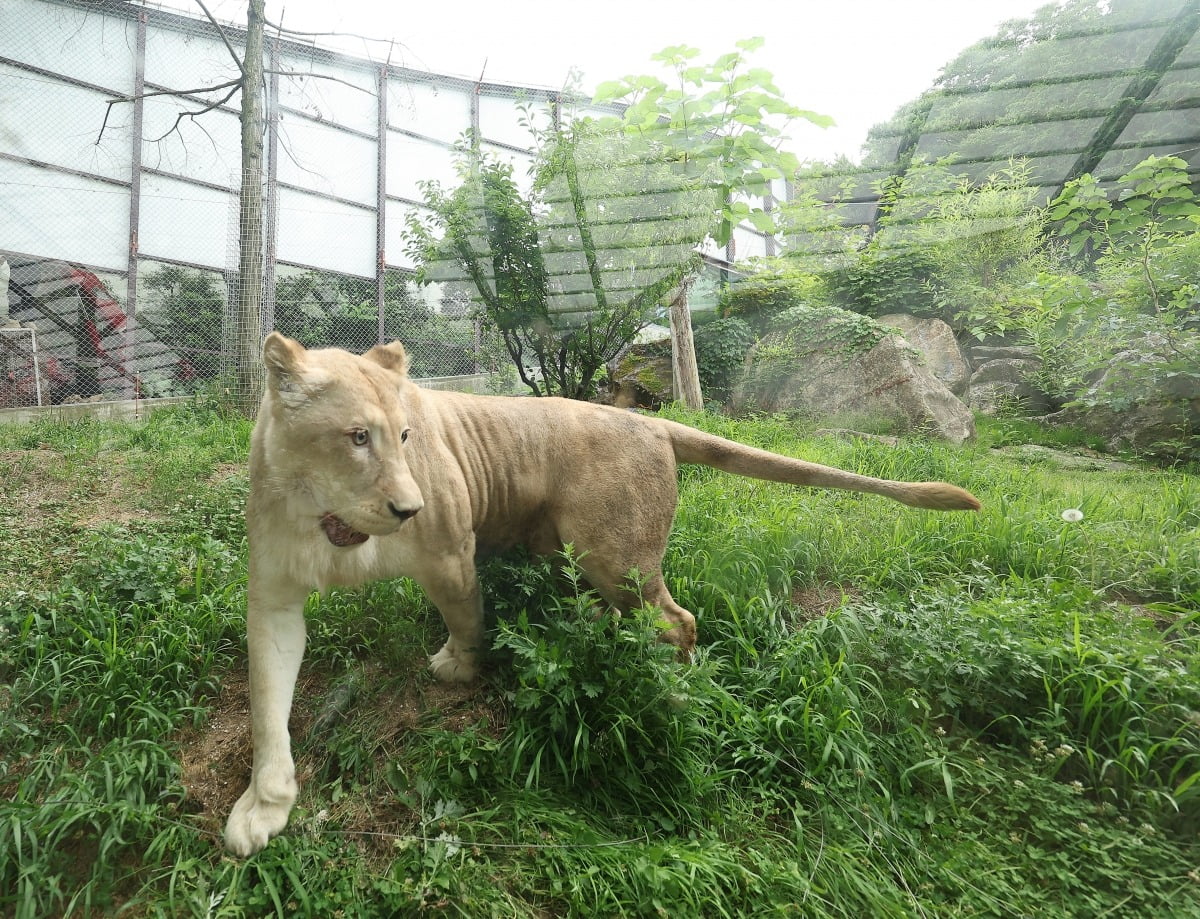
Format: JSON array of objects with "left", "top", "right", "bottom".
[{"left": 0, "top": 0, "right": 554, "bottom": 407}]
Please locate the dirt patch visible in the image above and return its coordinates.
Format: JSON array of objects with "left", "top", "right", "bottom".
[
  {"left": 791, "top": 581, "right": 862, "bottom": 622},
  {"left": 175, "top": 656, "right": 502, "bottom": 848},
  {"left": 0, "top": 447, "right": 149, "bottom": 528}
]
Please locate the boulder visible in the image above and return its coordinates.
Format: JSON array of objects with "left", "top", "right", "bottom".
[
  {"left": 609, "top": 331, "right": 673, "bottom": 408},
  {"left": 1046, "top": 398, "right": 1199, "bottom": 462},
  {"left": 970, "top": 344, "right": 1036, "bottom": 363},
  {"left": 733, "top": 306, "right": 975, "bottom": 444},
  {"left": 1043, "top": 344, "right": 1200, "bottom": 461},
  {"left": 877, "top": 313, "right": 971, "bottom": 395},
  {"left": 968, "top": 358, "right": 1052, "bottom": 415}
]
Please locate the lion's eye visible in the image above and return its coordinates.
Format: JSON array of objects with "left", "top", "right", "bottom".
[
  {"left": 350, "top": 429, "right": 370, "bottom": 446},
  {"left": 401, "top": 428, "right": 410, "bottom": 444}
]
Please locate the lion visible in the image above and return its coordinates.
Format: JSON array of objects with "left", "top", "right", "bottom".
[{"left": 224, "top": 332, "right": 980, "bottom": 855}]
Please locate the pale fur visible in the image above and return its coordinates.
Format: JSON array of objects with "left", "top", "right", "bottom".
[{"left": 224, "top": 333, "right": 981, "bottom": 855}]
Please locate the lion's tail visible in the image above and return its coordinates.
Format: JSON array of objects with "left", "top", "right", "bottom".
[{"left": 662, "top": 420, "right": 981, "bottom": 512}]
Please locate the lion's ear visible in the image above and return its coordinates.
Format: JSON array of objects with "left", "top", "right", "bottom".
[
  {"left": 262, "top": 331, "right": 304, "bottom": 382},
  {"left": 364, "top": 340, "right": 409, "bottom": 377},
  {"left": 262, "top": 332, "right": 327, "bottom": 406}
]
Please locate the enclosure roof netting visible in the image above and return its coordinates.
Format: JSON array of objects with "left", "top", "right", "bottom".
[{"left": 799, "top": 0, "right": 1200, "bottom": 236}]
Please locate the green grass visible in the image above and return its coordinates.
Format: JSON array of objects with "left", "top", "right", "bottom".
[{"left": 1, "top": 401, "right": 1199, "bottom": 916}]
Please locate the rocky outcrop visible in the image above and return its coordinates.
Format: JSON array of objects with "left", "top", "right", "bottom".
[
  {"left": 877, "top": 313, "right": 970, "bottom": 396},
  {"left": 969, "top": 356, "right": 1052, "bottom": 415},
  {"left": 733, "top": 306, "right": 975, "bottom": 444},
  {"left": 1043, "top": 342, "right": 1200, "bottom": 461},
  {"left": 608, "top": 328, "right": 673, "bottom": 408}
]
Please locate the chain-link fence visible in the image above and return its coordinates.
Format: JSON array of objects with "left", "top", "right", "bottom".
[
  {"left": 0, "top": 0, "right": 736, "bottom": 407},
  {"left": 2, "top": 0, "right": 541, "bottom": 407}
]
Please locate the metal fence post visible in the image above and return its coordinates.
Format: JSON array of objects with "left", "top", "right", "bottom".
[
  {"left": 376, "top": 64, "right": 388, "bottom": 346},
  {"left": 263, "top": 35, "right": 280, "bottom": 338}
]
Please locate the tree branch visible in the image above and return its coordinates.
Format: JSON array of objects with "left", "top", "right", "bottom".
[
  {"left": 150, "top": 82, "right": 241, "bottom": 143},
  {"left": 194, "top": 0, "right": 245, "bottom": 74},
  {"left": 97, "top": 79, "right": 243, "bottom": 145}
]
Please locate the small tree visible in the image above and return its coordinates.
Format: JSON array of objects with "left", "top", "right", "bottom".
[
  {"left": 589, "top": 40, "right": 832, "bottom": 405},
  {"left": 1045, "top": 154, "right": 1200, "bottom": 416},
  {"left": 1050, "top": 155, "right": 1200, "bottom": 328},
  {"left": 406, "top": 121, "right": 707, "bottom": 400},
  {"left": 593, "top": 38, "right": 832, "bottom": 249},
  {"left": 408, "top": 156, "right": 563, "bottom": 395}
]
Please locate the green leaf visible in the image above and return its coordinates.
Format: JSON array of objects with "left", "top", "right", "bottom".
[
  {"left": 592, "top": 80, "right": 629, "bottom": 104},
  {"left": 748, "top": 209, "right": 777, "bottom": 233},
  {"left": 1159, "top": 201, "right": 1200, "bottom": 218},
  {"left": 797, "top": 109, "right": 836, "bottom": 129}
]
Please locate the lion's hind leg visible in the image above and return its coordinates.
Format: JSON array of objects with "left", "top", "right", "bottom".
[
  {"left": 575, "top": 551, "right": 697, "bottom": 662},
  {"left": 635, "top": 574, "right": 697, "bottom": 661}
]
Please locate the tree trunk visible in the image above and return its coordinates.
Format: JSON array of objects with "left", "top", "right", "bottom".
[
  {"left": 669, "top": 278, "right": 703, "bottom": 409},
  {"left": 234, "top": 0, "right": 266, "bottom": 414}
]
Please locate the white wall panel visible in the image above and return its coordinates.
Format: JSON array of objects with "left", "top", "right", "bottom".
[
  {"left": 275, "top": 186, "right": 375, "bottom": 278},
  {"left": 144, "top": 21, "right": 242, "bottom": 96},
  {"left": 387, "top": 79, "right": 470, "bottom": 144},
  {"left": 0, "top": 157, "right": 127, "bottom": 270},
  {"left": 386, "top": 133, "right": 458, "bottom": 201},
  {"left": 733, "top": 226, "right": 768, "bottom": 261},
  {"left": 138, "top": 172, "right": 233, "bottom": 269},
  {"left": 384, "top": 202, "right": 428, "bottom": 270},
  {"left": 139, "top": 98, "right": 241, "bottom": 186},
  {"left": 478, "top": 93, "right": 548, "bottom": 149},
  {"left": 0, "top": 63, "right": 132, "bottom": 179},
  {"left": 0, "top": 0, "right": 135, "bottom": 91},
  {"left": 277, "top": 51, "right": 376, "bottom": 134},
  {"left": 275, "top": 115, "right": 376, "bottom": 205}
]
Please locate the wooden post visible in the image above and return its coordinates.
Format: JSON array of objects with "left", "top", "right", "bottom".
[
  {"left": 235, "top": 0, "right": 266, "bottom": 413},
  {"left": 669, "top": 277, "right": 703, "bottom": 410}
]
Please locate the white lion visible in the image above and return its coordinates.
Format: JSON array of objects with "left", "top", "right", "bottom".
[{"left": 224, "top": 333, "right": 979, "bottom": 855}]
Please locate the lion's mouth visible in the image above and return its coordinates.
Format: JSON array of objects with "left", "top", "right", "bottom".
[{"left": 320, "top": 513, "right": 370, "bottom": 547}]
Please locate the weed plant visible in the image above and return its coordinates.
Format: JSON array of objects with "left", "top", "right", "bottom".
[{"left": 1, "top": 403, "right": 1198, "bottom": 916}]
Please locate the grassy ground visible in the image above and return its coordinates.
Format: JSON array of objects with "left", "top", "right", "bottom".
[{"left": 0, "top": 399, "right": 1198, "bottom": 917}]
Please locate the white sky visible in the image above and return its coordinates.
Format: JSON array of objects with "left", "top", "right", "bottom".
[{"left": 149, "top": 0, "right": 1054, "bottom": 163}]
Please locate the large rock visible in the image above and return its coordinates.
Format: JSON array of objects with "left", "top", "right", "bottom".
[
  {"left": 968, "top": 357, "right": 1052, "bottom": 415},
  {"left": 1044, "top": 343, "right": 1200, "bottom": 462},
  {"left": 733, "top": 306, "right": 975, "bottom": 443},
  {"left": 877, "top": 313, "right": 970, "bottom": 396},
  {"left": 608, "top": 326, "right": 673, "bottom": 408}
]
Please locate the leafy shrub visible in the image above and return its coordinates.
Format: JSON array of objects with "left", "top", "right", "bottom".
[
  {"left": 490, "top": 553, "right": 711, "bottom": 823},
  {"left": 691, "top": 316, "right": 756, "bottom": 403},
  {"left": 823, "top": 245, "right": 942, "bottom": 318},
  {"left": 139, "top": 265, "right": 227, "bottom": 383},
  {"left": 848, "top": 580, "right": 1200, "bottom": 816},
  {"left": 718, "top": 268, "right": 824, "bottom": 334}
]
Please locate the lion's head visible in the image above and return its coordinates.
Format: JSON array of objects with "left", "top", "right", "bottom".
[{"left": 257, "top": 332, "right": 424, "bottom": 546}]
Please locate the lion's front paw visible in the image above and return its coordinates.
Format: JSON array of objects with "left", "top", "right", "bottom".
[
  {"left": 429, "top": 644, "right": 479, "bottom": 683},
  {"left": 224, "top": 779, "right": 297, "bottom": 856}
]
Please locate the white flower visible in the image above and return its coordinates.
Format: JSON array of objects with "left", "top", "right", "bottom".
[{"left": 1061, "top": 508, "right": 1084, "bottom": 523}]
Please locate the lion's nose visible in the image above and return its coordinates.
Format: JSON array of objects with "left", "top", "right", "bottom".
[{"left": 388, "top": 501, "right": 420, "bottom": 522}]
